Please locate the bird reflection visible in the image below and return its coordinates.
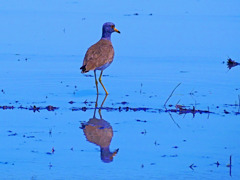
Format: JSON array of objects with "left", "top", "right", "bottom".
[{"left": 81, "top": 95, "right": 119, "bottom": 163}]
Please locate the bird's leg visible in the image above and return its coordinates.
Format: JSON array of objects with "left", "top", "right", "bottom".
[
  {"left": 95, "top": 93, "right": 99, "bottom": 109},
  {"left": 94, "top": 70, "right": 99, "bottom": 95},
  {"left": 99, "top": 70, "right": 108, "bottom": 95}
]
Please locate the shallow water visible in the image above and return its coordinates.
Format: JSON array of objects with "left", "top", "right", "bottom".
[{"left": 0, "top": 0, "right": 240, "bottom": 179}]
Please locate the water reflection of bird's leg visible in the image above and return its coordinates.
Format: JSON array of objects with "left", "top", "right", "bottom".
[
  {"left": 94, "top": 70, "right": 99, "bottom": 95},
  {"left": 101, "top": 94, "right": 108, "bottom": 107},
  {"left": 95, "top": 93, "right": 99, "bottom": 108},
  {"left": 99, "top": 108, "right": 103, "bottom": 119},
  {"left": 93, "top": 107, "right": 97, "bottom": 119},
  {"left": 98, "top": 94, "right": 108, "bottom": 119},
  {"left": 93, "top": 94, "right": 99, "bottom": 118},
  {"left": 99, "top": 70, "right": 108, "bottom": 95}
]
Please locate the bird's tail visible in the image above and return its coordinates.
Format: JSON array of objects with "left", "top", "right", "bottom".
[{"left": 80, "top": 65, "right": 88, "bottom": 73}]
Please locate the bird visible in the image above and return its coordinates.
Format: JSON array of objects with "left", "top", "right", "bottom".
[{"left": 80, "top": 22, "right": 120, "bottom": 95}]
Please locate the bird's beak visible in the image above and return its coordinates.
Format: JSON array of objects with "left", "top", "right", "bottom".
[
  {"left": 114, "top": 28, "right": 120, "bottom": 33},
  {"left": 112, "top": 148, "right": 119, "bottom": 157}
]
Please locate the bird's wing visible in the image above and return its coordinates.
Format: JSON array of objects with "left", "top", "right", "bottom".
[{"left": 82, "top": 40, "right": 114, "bottom": 71}]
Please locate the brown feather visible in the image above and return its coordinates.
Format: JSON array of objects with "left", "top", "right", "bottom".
[{"left": 81, "top": 39, "right": 114, "bottom": 73}]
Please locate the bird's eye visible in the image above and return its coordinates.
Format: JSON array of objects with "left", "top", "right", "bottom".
[{"left": 111, "top": 25, "right": 115, "bottom": 29}]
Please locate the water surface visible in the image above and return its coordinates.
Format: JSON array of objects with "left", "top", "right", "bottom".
[{"left": 0, "top": 0, "right": 240, "bottom": 179}]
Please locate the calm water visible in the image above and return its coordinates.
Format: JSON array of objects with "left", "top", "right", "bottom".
[{"left": 0, "top": 0, "right": 240, "bottom": 179}]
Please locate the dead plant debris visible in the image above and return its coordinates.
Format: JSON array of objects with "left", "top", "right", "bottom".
[{"left": 227, "top": 58, "right": 240, "bottom": 70}]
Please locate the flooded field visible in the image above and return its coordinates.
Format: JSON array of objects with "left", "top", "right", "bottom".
[{"left": 0, "top": 0, "right": 240, "bottom": 179}]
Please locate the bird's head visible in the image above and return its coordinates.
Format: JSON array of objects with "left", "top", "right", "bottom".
[{"left": 102, "top": 22, "right": 120, "bottom": 34}]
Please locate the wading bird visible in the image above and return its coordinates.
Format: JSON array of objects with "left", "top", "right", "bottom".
[{"left": 80, "top": 22, "right": 120, "bottom": 95}]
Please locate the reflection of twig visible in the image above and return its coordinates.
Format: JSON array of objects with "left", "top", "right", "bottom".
[
  {"left": 168, "top": 112, "right": 181, "bottom": 129},
  {"left": 227, "top": 155, "right": 232, "bottom": 176},
  {"left": 238, "top": 95, "right": 240, "bottom": 113},
  {"left": 183, "top": 113, "right": 187, "bottom": 119},
  {"left": 230, "top": 155, "right": 232, "bottom": 176},
  {"left": 164, "top": 83, "right": 181, "bottom": 108}
]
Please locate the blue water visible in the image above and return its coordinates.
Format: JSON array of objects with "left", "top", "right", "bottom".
[{"left": 0, "top": 0, "right": 240, "bottom": 179}]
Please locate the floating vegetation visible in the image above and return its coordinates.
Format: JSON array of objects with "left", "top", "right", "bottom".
[
  {"left": 0, "top": 105, "right": 58, "bottom": 112},
  {"left": 0, "top": 103, "right": 239, "bottom": 116},
  {"left": 172, "top": 104, "right": 210, "bottom": 117},
  {"left": 189, "top": 163, "right": 197, "bottom": 170},
  {"left": 124, "top": 13, "right": 153, "bottom": 16},
  {"left": 227, "top": 58, "right": 240, "bottom": 70}
]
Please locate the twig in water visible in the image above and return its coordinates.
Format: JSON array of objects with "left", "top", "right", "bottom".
[
  {"left": 164, "top": 83, "right": 181, "bottom": 108},
  {"left": 189, "top": 89, "right": 197, "bottom": 106},
  {"left": 176, "top": 99, "right": 181, "bottom": 105}
]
